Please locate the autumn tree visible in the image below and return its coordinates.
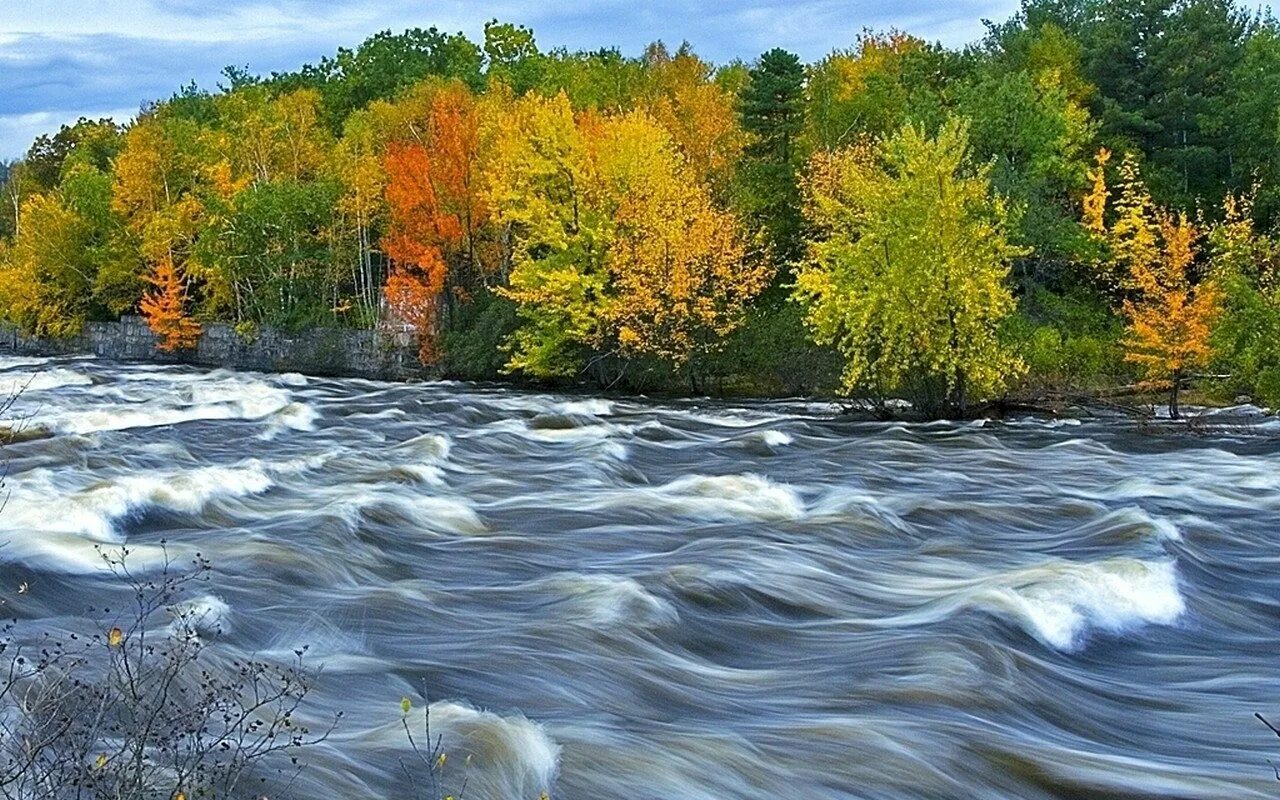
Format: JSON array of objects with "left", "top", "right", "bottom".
[
  {"left": 795, "top": 119, "right": 1025, "bottom": 415},
  {"left": 599, "top": 113, "right": 770, "bottom": 382},
  {"left": 640, "top": 43, "right": 747, "bottom": 196},
  {"left": 1122, "top": 212, "right": 1220, "bottom": 418},
  {"left": 380, "top": 82, "right": 492, "bottom": 362},
  {"left": 140, "top": 257, "right": 202, "bottom": 351},
  {"left": 1088, "top": 153, "right": 1221, "bottom": 417},
  {"left": 485, "top": 94, "right": 766, "bottom": 381}
]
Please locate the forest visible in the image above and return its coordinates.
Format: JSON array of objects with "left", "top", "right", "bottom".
[{"left": 2, "top": 0, "right": 1279, "bottom": 416}]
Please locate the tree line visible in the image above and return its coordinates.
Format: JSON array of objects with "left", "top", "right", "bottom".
[{"left": 2, "top": 1, "right": 1279, "bottom": 416}]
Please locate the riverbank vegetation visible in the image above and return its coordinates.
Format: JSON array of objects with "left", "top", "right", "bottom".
[{"left": 1, "top": 1, "right": 1279, "bottom": 416}]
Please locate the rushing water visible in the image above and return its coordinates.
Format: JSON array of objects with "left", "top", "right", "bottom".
[{"left": 2, "top": 354, "right": 1279, "bottom": 799}]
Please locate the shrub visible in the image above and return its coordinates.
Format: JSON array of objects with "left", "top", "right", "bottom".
[{"left": 0, "top": 547, "right": 335, "bottom": 800}]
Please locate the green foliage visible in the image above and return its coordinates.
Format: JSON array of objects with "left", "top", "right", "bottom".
[
  {"left": 1008, "top": 286, "right": 1128, "bottom": 391},
  {"left": 269, "top": 28, "right": 485, "bottom": 126},
  {"left": 739, "top": 48, "right": 806, "bottom": 264},
  {"left": 703, "top": 294, "right": 842, "bottom": 395},
  {"left": 440, "top": 288, "right": 519, "bottom": 380},
  {"left": 1211, "top": 271, "right": 1280, "bottom": 405},
  {"left": 796, "top": 119, "right": 1025, "bottom": 413},
  {"left": 197, "top": 179, "right": 352, "bottom": 330}
]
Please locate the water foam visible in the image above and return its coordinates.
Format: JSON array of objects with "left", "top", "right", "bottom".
[
  {"left": 422, "top": 702, "right": 560, "bottom": 800},
  {"left": 47, "top": 375, "right": 302, "bottom": 434},
  {"left": 558, "top": 398, "right": 614, "bottom": 416},
  {"left": 635, "top": 474, "right": 805, "bottom": 521},
  {"left": 540, "top": 573, "right": 679, "bottom": 628},
  {"left": 7, "top": 461, "right": 278, "bottom": 541},
  {"left": 966, "top": 558, "right": 1185, "bottom": 650},
  {"left": 0, "top": 367, "right": 92, "bottom": 395},
  {"left": 169, "top": 594, "right": 232, "bottom": 636}
]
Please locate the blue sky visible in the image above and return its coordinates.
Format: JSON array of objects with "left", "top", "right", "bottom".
[{"left": 0, "top": 0, "right": 1022, "bottom": 158}]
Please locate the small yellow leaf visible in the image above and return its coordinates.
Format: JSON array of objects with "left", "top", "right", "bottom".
[
  {"left": 108, "top": 627, "right": 123, "bottom": 647},
  {"left": 175, "top": 792, "right": 186, "bottom": 800},
  {"left": 94, "top": 754, "right": 106, "bottom": 770},
  {"left": 400, "top": 696, "right": 411, "bottom": 715},
  {"left": 436, "top": 752, "right": 447, "bottom": 768}
]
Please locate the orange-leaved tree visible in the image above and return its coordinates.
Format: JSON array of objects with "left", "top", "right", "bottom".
[
  {"left": 381, "top": 84, "right": 491, "bottom": 363},
  {"left": 1088, "top": 153, "right": 1220, "bottom": 418},
  {"left": 1122, "top": 211, "right": 1220, "bottom": 418},
  {"left": 140, "top": 257, "right": 201, "bottom": 352}
]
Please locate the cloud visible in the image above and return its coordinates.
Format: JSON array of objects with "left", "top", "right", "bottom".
[{"left": 0, "top": 0, "right": 1023, "bottom": 157}]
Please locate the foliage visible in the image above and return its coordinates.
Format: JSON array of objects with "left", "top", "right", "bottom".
[
  {"left": 796, "top": 120, "right": 1025, "bottom": 413},
  {"left": 738, "top": 48, "right": 806, "bottom": 265},
  {"left": 139, "top": 257, "right": 202, "bottom": 351},
  {"left": 487, "top": 96, "right": 767, "bottom": 380},
  {"left": 1208, "top": 191, "right": 1280, "bottom": 404},
  {"left": 2, "top": 7, "right": 1280, "bottom": 410},
  {"left": 1088, "top": 153, "right": 1221, "bottom": 415}
]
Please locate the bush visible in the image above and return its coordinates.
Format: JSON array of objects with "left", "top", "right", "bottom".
[
  {"left": 0, "top": 547, "right": 334, "bottom": 800},
  {"left": 1008, "top": 285, "right": 1128, "bottom": 393},
  {"left": 440, "top": 289, "right": 519, "bottom": 381},
  {"left": 702, "top": 297, "right": 841, "bottom": 396}
]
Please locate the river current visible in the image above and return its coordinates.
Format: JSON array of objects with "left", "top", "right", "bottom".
[{"left": 2, "top": 354, "right": 1278, "bottom": 799}]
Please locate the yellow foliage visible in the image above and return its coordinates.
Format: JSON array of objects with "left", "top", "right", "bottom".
[
  {"left": 1082, "top": 147, "right": 1110, "bottom": 236},
  {"left": 484, "top": 94, "right": 767, "bottom": 374}
]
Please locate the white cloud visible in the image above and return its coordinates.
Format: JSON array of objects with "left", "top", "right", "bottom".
[{"left": 0, "top": 0, "right": 1027, "bottom": 157}]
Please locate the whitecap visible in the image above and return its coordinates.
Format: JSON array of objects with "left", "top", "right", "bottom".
[
  {"left": 5, "top": 460, "right": 278, "bottom": 541},
  {"left": 360, "top": 702, "right": 559, "bottom": 800},
  {"left": 169, "top": 594, "right": 232, "bottom": 636},
  {"left": 558, "top": 398, "right": 613, "bottom": 416},
  {"left": 965, "top": 558, "right": 1184, "bottom": 650},
  {"left": 539, "top": 573, "right": 678, "bottom": 628},
  {"left": 0, "top": 367, "right": 92, "bottom": 395},
  {"left": 260, "top": 401, "right": 318, "bottom": 439},
  {"left": 627, "top": 474, "right": 805, "bottom": 521},
  {"left": 45, "top": 376, "right": 298, "bottom": 434}
]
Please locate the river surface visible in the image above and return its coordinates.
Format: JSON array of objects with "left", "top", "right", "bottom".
[{"left": 2, "top": 354, "right": 1279, "bottom": 799}]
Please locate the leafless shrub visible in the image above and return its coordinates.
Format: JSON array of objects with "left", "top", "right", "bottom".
[{"left": 0, "top": 546, "right": 337, "bottom": 800}]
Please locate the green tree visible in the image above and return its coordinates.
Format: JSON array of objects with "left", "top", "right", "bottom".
[
  {"left": 739, "top": 48, "right": 806, "bottom": 264},
  {"left": 795, "top": 119, "right": 1026, "bottom": 414}
]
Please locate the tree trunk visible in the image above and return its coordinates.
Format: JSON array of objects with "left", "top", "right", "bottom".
[{"left": 1169, "top": 372, "right": 1181, "bottom": 420}]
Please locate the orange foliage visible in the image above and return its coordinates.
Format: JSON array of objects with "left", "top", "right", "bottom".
[
  {"left": 139, "top": 258, "right": 201, "bottom": 352},
  {"left": 1122, "top": 211, "right": 1221, "bottom": 417},
  {"left": 381, "top": 85, "right": 491, "bottom": 363}
]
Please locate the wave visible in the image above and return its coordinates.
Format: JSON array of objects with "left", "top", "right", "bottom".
[
  {"left": 626, "top": 474, "right": 805, "bottom": 521},
  {"left": 169, "top": 593, "right": 232, "bottom": 637},
  {"left": 44, "top": 376, "right": 303, "bottom": 434},
  {"left": 962, "top": 557, "right": 1185, "bottom": 650},
  {"left": 537, "top": 573, "right": 678, "bottom": 628},
  {"left": 557, "top": 398, "right": 613, "bottom": 416},
  {"left": 351, "top": 492, "right": 485, "bottom": 535},
  {"left": 261, "top": 401, "right": 319, "bottom": 439},
  {"left": 7, "top": 460, "right": 283, "bottom": 541},
  {"left": 0, "top": 367, "right": 93, "bottom": 395},
  {"left": 356, "top": 702, "right": 558, "bottom": 800}
]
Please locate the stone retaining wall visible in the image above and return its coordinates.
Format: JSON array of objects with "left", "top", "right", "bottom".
[{"left": 0, "top": 316, "right": 428, "bottom": 381}]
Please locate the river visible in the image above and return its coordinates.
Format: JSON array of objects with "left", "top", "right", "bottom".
[{"left": 1, "top": 354, "right": 1277, "bottom": 799}]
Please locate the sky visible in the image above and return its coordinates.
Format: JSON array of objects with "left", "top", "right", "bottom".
[{"left": 0, "top": 0, "right": 1026, "bottom": 159}]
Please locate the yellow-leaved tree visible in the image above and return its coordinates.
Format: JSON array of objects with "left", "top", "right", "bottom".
[
  {"left": 484, "top": 93, "right": 767, "bottom": 384},
  {"left": 795, "top": 119, "right": 1025, "bottom": 416},
  {"left": 1086, "top": 153, "right": 1220, "bottom": 418}
]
